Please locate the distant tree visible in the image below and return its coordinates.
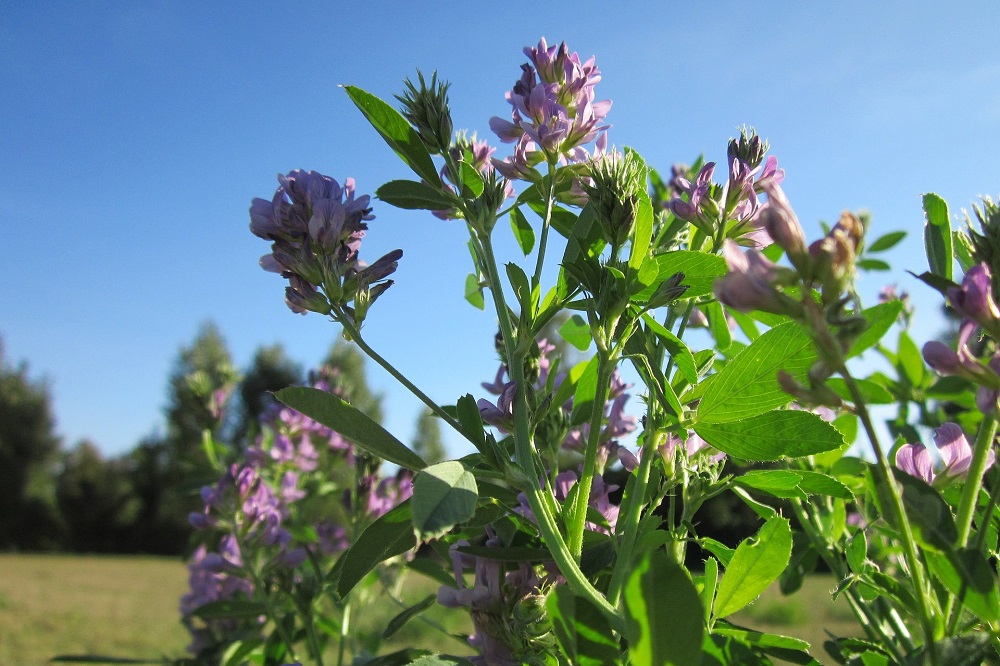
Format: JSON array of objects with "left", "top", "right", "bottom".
[
  {"left": 233, "top": 343, "right": 302, "bottom": 445},
  {"left": 0, "top": 338, "right": 63, "bottom": 549},
  {"left": 56, "top": 440, "right": 138, "bottom": 553},
  {"left": 321, "top": 340, "right": 383, "bottom": 423},
  {"left": 152, "top": 323, "right": 239, "bottom": 552},
  {"left": 164, "top": 322, "right": 238, "bottom": 473},
  {"left": 412, "top": 408, "right": 447, "bottom": 465}
]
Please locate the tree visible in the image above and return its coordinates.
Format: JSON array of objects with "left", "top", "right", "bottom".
[
  {"left": 56, "top": 440, "right": 137, "bottom": 552},
  {"left": 232, "top": 343, "right": 302, "bottom": 445},
  {"left": 0, "top": 337, "right": 62, "bottom": 548},
  {"left": 164, "top": 322, "right": 238, "bottom": 472},
  {"left": 412, "top": 408, "right": 446, "bottom": 464}
]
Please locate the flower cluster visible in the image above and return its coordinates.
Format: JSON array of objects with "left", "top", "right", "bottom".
[
  {"left": 433, "top": 133, "right": 515, "bottom": 221},
  {"left": 668, "top": 129, "right": 784, "bottom": 243},
  {"left": 250, "top": 170, "right": 401, "bottom": 324},
  {"left": 490, "top": 38, "right": 611, "bottom": 179},
  {"left": 180, "top": 371, "right": 412, "bottom": 660},
  {"left": 923, "top": 265, "right": 1000, "bottom": 415},
  {"left": 714, "top": 183, "right": 866, "bottom": 314}
]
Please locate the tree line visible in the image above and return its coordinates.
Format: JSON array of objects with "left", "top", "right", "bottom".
[{"left": 0, "top": 324, "right": 445, "bottom": 555}]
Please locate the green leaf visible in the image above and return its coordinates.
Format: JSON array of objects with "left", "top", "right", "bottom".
[
  {"left": 705, "top": 300, "right": 732, "bottom": 351},
  {"left": 825, "top": 377, "right": 895, "bottom": 404},
  {"left": 874, "top": 470, "right": 957, "bottom": 551},
  {"left": 896, "top": 329, "right": 926, "bottom": 387},
  {"left": 713, "top": 516, "right": 793, "bottom": 617},
  {"left": 509, "top": 207, "right": 535, "bottom": 255},
  {"left": 376, "top": 179, "right": 456, "bottom": 211},
  {"left": 695, "top": 410, "right": 844, "bottom": 461},
  {"left": 274, "top": 387, "right": 427, "bottom": 471},
  {"left": 845, "top": 300, "right": 904, "bottom": 358},
  {"left": 641, "top": 314, "right": 698, "bottom": 384},
  {"left": 343, "top": 85, "right": 440, "bottom": 187},
  {"left": 411, "top": 461, "right": 478, "bottom": 540},
  {"left": 337, "top": 501, "right": 416, "bottom": 597},
  {"left": 191, "top": 599, "right": 268, "bottom": 620},
  {"left": 866, "top": 230, "right": 907, "bottom": 253},
  {"left": 926, "top": 548, "right": 1000, "bottom": 624},
  {"left": 381, "top": 594, "right": 437, "bottom": 639},
  {"left": 457, "top": 161, "right": 484, "bottom": 197},
  {"left": 505, "top": 262, "right": 531, "bottom": 314},
  {"left": 923, "top": 192, "right": 953, "bottom": 281},
  {"left": 713, "top": 622, "right": 811, "bottom": 652},
  {"left": 696, "top": 322, "right": 816, "bottom": 423},
  {"left": 629, "top": 189, "right": 654, "bottom": 275},
  {"left": 547, "top": 586, "right": 622, "bottom": 666},
  {"left": 624, "top": 550, "right": 704, "bottom": 666},
  {"left": 634, "top": 251, "right": 727, "bottom": 301},
  {"left": 856, "top": 258, "right": 891, "bottom": 271},
  {"left": 794, "top": 470, "right": 854, "bottom": 500},
  {"left": 735, "top": 470, "right": 806, "bottom": 500},
  {"left": 569, "top": 355, "right": 600, "bottom": 426},
  {"left": 464, "top": 273, "right": 485, "bottom": 310},
  {"left": 559, "top": 314, "right": 592, "bottom": 351}
]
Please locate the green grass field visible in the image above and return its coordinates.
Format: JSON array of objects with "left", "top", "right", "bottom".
[{"left": 0, "top": 554, "right": 861, "bottom": 665}]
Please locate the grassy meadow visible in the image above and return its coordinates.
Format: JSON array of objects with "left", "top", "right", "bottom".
[{"left": 0, "top": 554, "right": 861, "bottom": 665}]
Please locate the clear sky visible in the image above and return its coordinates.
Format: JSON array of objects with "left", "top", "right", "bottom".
[{"left": 3, "top": 2, "right": 999, "bottom": 458}]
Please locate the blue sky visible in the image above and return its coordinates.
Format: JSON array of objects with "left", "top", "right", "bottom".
[{"left": 3, "top": 2, "right": 999, "bottom": 457}]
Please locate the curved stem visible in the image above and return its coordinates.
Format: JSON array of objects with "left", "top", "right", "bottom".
[
  {"left": 338, "top": 317, "right": 474, "bottom": 448},
  {"left": 567, "top": 354, "right": 613, "bottom": 559},
  {"left": 842, "top": 371, "right": 939, "bottom": 663},
  {"left": 478, "top": 231, "right": 624, "bottom": 633},
  {"left": 532, "top": 163, "right": 558, "bottom": 287},
  {"left": 954, "top": 415, "right": 997, "bottom": 548},
  {"left": 789, "top": 499, "right": 911, "bottom": 661},
  {"left": 606, "top": 429, "right": 660, "bottom": 606},
  {"left": 944, "top": 415, "right": 998, "bottom": 632}
]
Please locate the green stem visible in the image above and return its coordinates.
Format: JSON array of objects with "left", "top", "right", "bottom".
[
  {"left": 532, "top": 163, "right": 558, "bottom": 287},
  {"left": 954, "top": 415, "right": 998, "bottom": 548},
  {"left": 945, "top": 415, "right": 998, "bottom": 632},
  {"left": 567, "top": 354, "right": 614, "bottom": 559},
  {"left": 606, "top": 429, "right": 660, "bottom": 606},
  {"left": 337, "top": 599, "right": 351, "bottom": 666},
  {"left": 789, "top": 499, "right": 912, "bottom": 661},
  {"left": 842, "top": 371, "right": 939, "bottom": 663},
  {"left": 338, "top": 317, "right": 473, "bottom": 447},
  {"left": 478, "top": 232, "right": 624, "bottom": 633}
]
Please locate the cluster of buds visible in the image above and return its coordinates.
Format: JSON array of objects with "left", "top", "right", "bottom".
[
  {"left": 491, "top": 37, "right": 611, "bottom": 179},
  {"left": 581, "top": 149, "right": 645, "bottom": 249},
  {"left": 433, "top": 132, "right": 515, "bottom": 222},
  {"left": 396, "top": 70, "right": 453, "bottom": 155},
  {"left": 668, "top": 128, "right": 784, "bottom": 245},
  {"left": 895, "top": 422, "right": 994, "bottom": 487},
  {"left": 250, "top": 170, "right": 402, "bottom": 326},
  {"left": 959, "top": 196, "right": 1000, "bottom": 293}
]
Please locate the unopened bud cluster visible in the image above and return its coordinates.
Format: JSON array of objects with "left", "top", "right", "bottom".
[
  {"left": 396, "top": 70, "right": 454, "bottom": 155},
  {"left": 582, "top": 150, "right": 645, "bottom": 249}
]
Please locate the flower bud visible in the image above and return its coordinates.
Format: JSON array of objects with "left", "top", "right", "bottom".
[
  {"left": 727, "top": 126, "right": 768, "bottom": 169},
  {"left": 582, "top": 150, "right": 645, "bottom": 249},
  {"left": 396, "top": 70, "right": 454, "bottom": 155}
]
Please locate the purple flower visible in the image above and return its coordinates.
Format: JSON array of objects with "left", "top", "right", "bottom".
[
  {"left": 478, "top": 381, "right": 518, "bottom": 432},
  {"left": 250, "top": 170, "right": 401, "bottom": 321},
  {"left": 948, "top": 263, "right": 1000, "bottom": 330},
  {"left": 895, "top": 422, "right": 994, "bottom": 485},
  {"left": 714, "top": 240, "right": 797, "bottom": 315},
  {"left": 659, "top": 432, "right": 726, "bottom": 468},
  {"left": 923, "top": 319, "right": 1000, "bottom": 390},
  {"left": 490, "top": 38, "right": 611, "bottom": 172},
  {"left": 760, "top": 181, "right": 807, "bottom": 260}
]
